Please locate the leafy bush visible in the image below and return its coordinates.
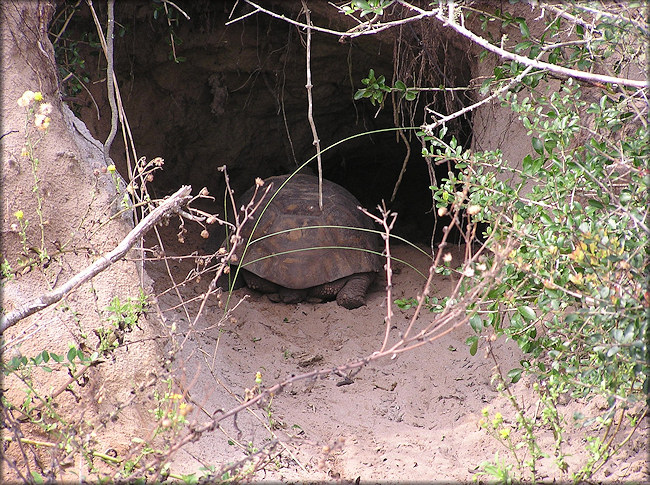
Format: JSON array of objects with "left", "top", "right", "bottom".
[
  {"left": 438, "top": 78, "right": 648, "bottom": 400},
  {"left": 422, "top": 4, "right": 648, "bottom": 480}
]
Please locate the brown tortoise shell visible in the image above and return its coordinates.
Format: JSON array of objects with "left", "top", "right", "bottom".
[{"left": 231, "top": 174, "right": 382, "bottom": 289}]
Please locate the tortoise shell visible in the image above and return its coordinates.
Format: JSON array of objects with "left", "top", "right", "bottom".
[{"left": 231, "top": 174, "right": 382, "bottom": 289}]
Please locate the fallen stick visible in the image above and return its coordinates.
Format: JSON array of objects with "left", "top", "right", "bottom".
[{"left": 1, "top": 185, "right": 192, "bottom": 334}]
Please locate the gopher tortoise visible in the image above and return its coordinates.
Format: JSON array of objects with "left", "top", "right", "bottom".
[{"left": 215, "top": 174, "right": 382, "bottom": 309}]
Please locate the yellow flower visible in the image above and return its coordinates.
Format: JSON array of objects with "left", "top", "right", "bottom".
[
  {"left": 499, "top": 428, "right": 511, "bottom": 439},
  {"left": 179, "top": 401, "right": 191, "bottom": 417},
  {"left": 14, "top": 210, "right": 24, "bottom": 220},
  {"left": 255, "top": 371, "right": 262, "bottom": 385},
  {"left": 107, "top": 164, "right": 116, "bottom": 173},
  {"left": 33, "top": 92, "right": 43, "bottom": 102},
  {"left": 492, "top": 412, "right": 503, "bottom": 427},
  {"left": 481, "top": 407, "right": 489, "bottom": 417}
]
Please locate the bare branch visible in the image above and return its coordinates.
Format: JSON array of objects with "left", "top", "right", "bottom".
[
  {"left": 435, "top": 2, "right": 647, "bottom": 89},
  {"left": 359, "top": 203, "right": 397, "bottom": 353},
  {"left": 422, "top": 61, "right": 539, "bottom": 135},
  {"left": 239, "top": 1, "right": 647, "bottom": 90},
  {"left": 87, "top": 0, "right": 118, "bottom": 163},
  {"left": 301, "top": 1, "right": 323, "bottom": 208},
  {"left": 236, "top": 0, "right": 440, "bottom": 39}
]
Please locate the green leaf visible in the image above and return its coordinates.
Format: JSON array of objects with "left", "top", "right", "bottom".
[
  {"left": 469, "top": 314, "right": 484, "bottom": 333},
  {"left": 507, "top": 368, "right": 523, "bottom": 383},
  {"left": 518, "top": 19, "right": 530, "bottom": 38},
  {"left": 517, "top": 305, "right": 536, "bottom": 323},
  {"left": 619, "top": 189, "right": 632, "bottom": 205},
  {"left": 522, "top": 155, "right": 543, "bottom": 175},
  {"left": 522, "top": 154, "right": 534, "bottom": 173},
  {"left": 67, "top": 346, "right": 77, "bottom": 363},
  {"left": 479, "top": 78, "right": 491, "bottom": 95},
  {"left": 394, "top": 80, "right": 406, "bottom": 91},
  {"left": 587, "top": 199, "right": 604, "bottom": 209},
  {"left": 544, "top": 138, "right": 557, "bottom": 153},
  {"left": 31, "top": 472, "right": 45, "bottom": 484},
  {"left": 514, "top": 40, "right": 533, "bottom": 53},
  {"left": 181, "top": 473, "right": 199, "bottom": 485},
  {"left": 466, "top": 335, "right": 479, "bottom": 356},
  {"left": 532, "top": 137, "right": 544, "bottom": 155}
]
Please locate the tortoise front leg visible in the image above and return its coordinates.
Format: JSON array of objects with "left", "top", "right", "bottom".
[{"left": 335, "top": 272, "right": 375, "bottom": 309}]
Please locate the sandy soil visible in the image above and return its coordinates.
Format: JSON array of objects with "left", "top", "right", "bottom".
[{"left": 144, "top": 225, "right": 648, "bottom": 483}]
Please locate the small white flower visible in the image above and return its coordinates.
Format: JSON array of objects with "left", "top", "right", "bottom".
[
  {"left": 17, "top": 90, "right": 36, "bottom": 107},
  {"left": 38, "top": 102, "right": 53, "bottom": 115},
  {"left": 34, "top": 114, "right": 51, "bottom": 130}
]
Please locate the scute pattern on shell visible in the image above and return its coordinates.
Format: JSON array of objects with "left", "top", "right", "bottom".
[{"left": 233, "top": 174, "right": 382, "bottom": 289}]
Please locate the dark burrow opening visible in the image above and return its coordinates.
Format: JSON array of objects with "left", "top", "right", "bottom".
[{"left": 52, "top": 1, "right": 475, "bottom": 249}]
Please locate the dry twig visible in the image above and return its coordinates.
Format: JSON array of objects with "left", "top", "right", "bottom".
[{"left": 301, "top": 0, "right": 323, "bottom": 208}]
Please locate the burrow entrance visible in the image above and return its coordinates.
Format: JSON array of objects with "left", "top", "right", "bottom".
[{"left": 53, "top": 1, "right": 474, "bottom": 246}]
